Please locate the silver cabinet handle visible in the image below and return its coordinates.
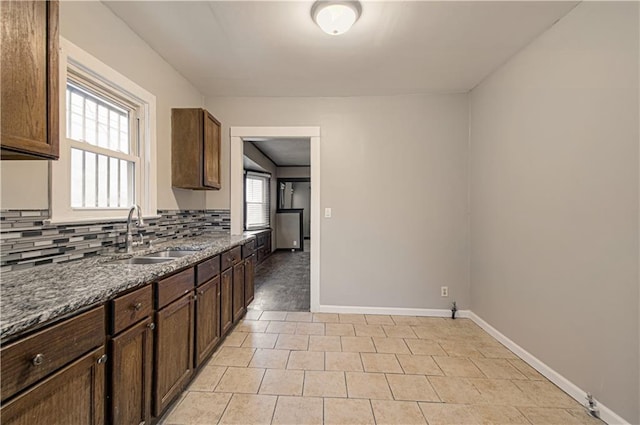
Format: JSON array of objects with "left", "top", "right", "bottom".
[
  {"left": 133, "top": 302, "right": 143, "bottom": 311},
  {"left": 97, "top": 354, "right": 108, "bottom": 364},
  {"left": 32, "top": 353, "right": 44, "bottom": 366},
  {"left": 148, "top": 322, "right": 156, "bottom": 330}
]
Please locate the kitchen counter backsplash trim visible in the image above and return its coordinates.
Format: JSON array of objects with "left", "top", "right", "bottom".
[
  {"left": 0, "top": 209, "right": 230, "bottom": 272},
  {"left": 0, "top": 233, "right": 254, "bottom": 341}
]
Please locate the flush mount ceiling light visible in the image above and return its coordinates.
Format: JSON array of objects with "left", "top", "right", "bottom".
[{"left": 311, "top": 1, "right": 362, "bottom": 36}]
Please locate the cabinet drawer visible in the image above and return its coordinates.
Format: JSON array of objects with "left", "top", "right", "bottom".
[
  {"left": 221, "top": 246, "right": 241, "bottom": 270},
  {"left": 242, "top": 240, "right": 256, "bottom": 259},
  {"left": 112, "top": 285, "right": 153, "bottom": 335},
  {"left": 157, "top": 268, "right": 194, "bottom": 309},
  {"left": 196, "top": 256, "right": 220, "bottom": 286},
  {"left": 1, "top": 305, "right": 105, "bottom": 402},
  {"left": 256, "top": 234, "right": 265, "bottom": 247}
]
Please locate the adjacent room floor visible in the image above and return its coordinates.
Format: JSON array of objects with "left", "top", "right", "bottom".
[
  {"left": 249, "top": 248, "right": 311, "bottom": 312},
  {"left": 161, "top": 313, "right": 603, "bottom": 425}
]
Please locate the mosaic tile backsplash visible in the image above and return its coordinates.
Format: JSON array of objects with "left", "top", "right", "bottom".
[{"left": 0, "top": 209, "right": 230, "bottom": 272}]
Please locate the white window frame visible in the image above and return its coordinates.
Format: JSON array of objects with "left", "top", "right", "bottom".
[
  {"left": 51, "top": 38, "right": 157, "bottom": 223},
  {"left": 245, "top": 171, "right": 271, "bottom": 230}
]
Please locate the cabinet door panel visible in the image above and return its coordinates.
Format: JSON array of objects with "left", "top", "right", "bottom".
[
  {"left": 195, "top": 276, "right": 220, "bottom": 366},
  {"left": 154, "top": 294, "right": 194, "bottom": 417},
  {"left": 203, "top": 112, "right": 220, "bottom": 188},
  {"left": 232, "top": 262, "right": 245, "bottom": 323},
  {"left": 220, "top": 268, "right": 233, "bottom": 335},
  {"left": 1, "top": 0, "right": 59, "bottom": 159},
  {"left": 111, "top": 318, "right": 153, "bottom": 425},
  {"left": 244, "top": 254, "right": 255, "bottom": 307},
  {"left": 1, "top": 346, "right": 105, "bottom": 425}
]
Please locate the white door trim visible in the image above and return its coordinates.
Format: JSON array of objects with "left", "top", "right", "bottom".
[{"left": 230, "top": 127, "right": 321, "bottom": 311}]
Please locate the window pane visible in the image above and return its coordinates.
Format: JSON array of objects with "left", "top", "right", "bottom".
[
  {"left": 245, "top": 174, "right": 270, "bottom": 229},
  {"left": 109, "top": 157, "right": 119, "bottom": 208},
  {"left": 66, "top": 82, "right": 130, "bottom": 154},
  {"left": 70, "top": 148, "right": 84, "bottom": 208},
  {"left": 84, "top": 152, "right": 97, "bottom": 207},
  {"left": 97, "top": 155, "right": 108, "bottom": 207}
]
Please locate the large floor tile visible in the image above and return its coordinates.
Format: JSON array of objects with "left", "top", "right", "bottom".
[
  {"left": 433, "top": 356, "right": 486, "bottom": 378},
  {"left": 188, "top": 365, "right": 227, "bottom": 392},
  {"left": 396, "top": 354, "right": 444, "bottom": 375},
  {"left": 295, "top": 322, "right": 325, "bottom": 336},
  {"left": 382, "top": 325, "right": 418, "bottom": 338},
  {"left": 241, "top": 332, "right": 278, "bottom": 349},
  {"left": 341, "top": 336, "right": 376, "bottom": 353},
  {"left": 428, "top": 376, "right": 483, "bottom": 404},
  {"left": 338, "top": 314, "right": 367, "bottom": 324},
  {"left": 313, "top": 313, "right": 339, "bottom": 323},
  {"left": 265, "top": 321, "right": 297, "bottom": 334},
  {"left": 324, "top": 398, "right": 375, "bottom": 425},
  {"left": 471, "top": 358, "right": 528, "bottom": 380},
  {"left": 386, "top": 373, "right": 440, "bottom": 402},
  {"left": 345, "top": 372, "right": 393, "bottom": 400},
  {"left": 371, "top": 400, "right": 427, "bottom": 424},
  {"left": 272, "top": 396, "right": 324, "bottom": 425},
  {"left": 287, "top": 350, "right": 325, "bottom": 370},
  {"left": 519, "top": 407, "right": 603, "bottom": 425},
  {"left": 219, "top": 393, "right": 277, "bottom": 425},
  {"left": 360, "top": 353, "right": 403, "bottom": 373},
  {"left": 248, "top": 348, "right": 290, "bottom": 369},
  {"left": 303, "top": 371, "right": 347, "bottom": 397},
  {"left": 259, "top": 311, "right": 288, "bottom": 321},
  {"left": 259, "top": 369, "right": 304, "bottom": 396},
  {"left": 406, "top": 339, "right": 447, "bottom": 356},
  {"left": 275, "top": 334, "right": 309, "bottom": 350},
  {"left": 471, "top": 405, "right": 530, "bottom": 424},
  {"left": 365, "top": 314, "right": 395, "bottom": 325},
  {"left": 372, "top": 337, "right": 411, "bottom": 354},
  {"left": 325, "top": 352, "right": 364, "bottom": 372},
  {"left": 419, "top": 402, "right": 479, "bottom": 425},
  {"left": 163, "top": 391, "right": 231, "bottom": 425},
  {"left": 210, "top": 347, "right": 255, "bottom": 367},
  {"left": 513, "top": 380, "right": 580, "bottom": 408},
  {"left": 354, "top": 324, "right": 386, "bottom": 337},
  {"left": 308, "top": 335, "right": 341, "bottom": 352},
  {"left": 214, "top": 367, "right": 265, "bottom": 394},
  {"left": 470, "top": 378, "right": 535, "bottom": 406},
  {"left": 325, "top": 323, "right": 356, "bottom": 336},
  {"left": 286, "top": 312, "right": 313, "bottom": 322}
]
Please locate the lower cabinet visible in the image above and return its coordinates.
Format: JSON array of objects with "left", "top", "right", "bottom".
[
  {"left": 195, "top": 276, "right": 221, "bottom": 367},
  {"left": 244, "top": 254, "right": 255, "bottom": 306},
  {"left": 154, "top": 293, "right": 194, "bottom": 417},
  {"left": 232, "top": 261, "right": 245, "bottom": 323},
  {"left": 110, "top": 317, "right": 153, "bottom": 425},
  {"left": 1, "top": 346, "right": 106, "bottom": 425},
  {"left": 220, "top": 268, "right": 233, "bottom": 335}
]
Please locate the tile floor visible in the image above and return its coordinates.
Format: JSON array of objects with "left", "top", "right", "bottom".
[{"left": 161, "top": 312, "right": 604, "bottom": 425}]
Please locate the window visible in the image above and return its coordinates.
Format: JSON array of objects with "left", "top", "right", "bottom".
[
  {"left": 51, "top": 38, "right": 157, "bottom": 222},
  {"left": 66, "top": 77, "right": 139, "bottom": 209},
  {"left": 245, "top": 171, "right": 270, "bottom": 230}
]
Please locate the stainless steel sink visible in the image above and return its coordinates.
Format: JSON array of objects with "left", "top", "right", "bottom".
[
  {"left": 114, "top": 257, "right": 174, "bottom": 265},
  {"left": 149, "top": 250, "right": 199, "bottom": 258}
]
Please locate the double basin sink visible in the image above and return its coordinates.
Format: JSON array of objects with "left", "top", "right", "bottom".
[{"left": 112, "top": 249, "right": 200, "bottom": 265}]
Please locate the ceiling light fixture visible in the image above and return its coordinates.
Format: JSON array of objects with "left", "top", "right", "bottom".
[{"left": 311, "top": 1, "right": 361, "bottom": 36}]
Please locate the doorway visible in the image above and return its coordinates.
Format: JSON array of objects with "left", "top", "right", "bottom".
[{"left": 230, "top": 127, "right": 320, "bottom": 312}]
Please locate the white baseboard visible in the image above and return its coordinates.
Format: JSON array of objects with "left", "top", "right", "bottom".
[
  {"left": 316, "top": 304, "right": 470, "bottom": 319},
  {"left": 468, "top": 312, "right": 629, "bottom": 425}
]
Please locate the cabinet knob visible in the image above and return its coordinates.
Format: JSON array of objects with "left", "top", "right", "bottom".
[
  {"left": 31, "top": 353, "right": 44, "bottom": 366},
  {"left": 132, "top": 302, "right": 143, "bottom": 311},
  {"left": 198, "top": 290, "right": 204, "bottom": 296},
  {"left": 148, "top": 322, "right": 156, "bottom": 330},
  {"left": 97, "top": 354, "right": 108, "bottom": 364}
]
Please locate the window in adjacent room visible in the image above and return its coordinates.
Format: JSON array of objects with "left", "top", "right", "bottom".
[{"left": 245, "top": 171, "right": 270, "bottom": 230}]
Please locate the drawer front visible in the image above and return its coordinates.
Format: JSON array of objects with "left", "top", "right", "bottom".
[
  {"left": 256, "top": 234, "right": 265, "bottom": 247},
  {"left": 242, "top": 240, "right": 256, "bottom": 259},
  {"left": 221, "top": 246, "right": 241, "bottom": 270},
  {"left": 112, "top": 285, "right": 153, "bottom": 335},
  {"left": 157, "top": 268, "right": 195, "bottom": 309},
  {"left": 196, "top": 255, "right": 220, "bottom": 286},
  {"left": 1, "top": 305, "right": 105, "bottom": 402}
]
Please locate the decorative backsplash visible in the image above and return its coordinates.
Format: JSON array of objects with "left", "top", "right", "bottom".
[{"left": 0, "top": 209, "right": 230, "bottom": 272}]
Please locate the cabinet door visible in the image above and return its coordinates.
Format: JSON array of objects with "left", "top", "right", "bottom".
[
  {"left": 1, "top": 346, "right": 105, "bottom": 425},
  {"left": 195, "top": 276, "right": 220, "bottom": 367},
  {"left": 154, "top": 293, "right": 194, "bottom": 417},
  {"left": 202, "top": 111, "right": 221, "bottom": 189},
  {"left": 111, "top": 318, "right": 153, "bottom": 425},
  {"left": 0, "top": 0, "right": 59, "bottom": 159},
  {"left": 220, "top": 268, "right": 233, "bottom": 335},
  {"left": 244, "top": 254, "right": 256, "bottom": 307},
  {"left": 232, "top": 262, "right": 245, "bottom": 323}
]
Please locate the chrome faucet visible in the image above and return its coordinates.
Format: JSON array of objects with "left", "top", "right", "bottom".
[{"left": 124, "top": 205, "right": 145, "bottom": 253}]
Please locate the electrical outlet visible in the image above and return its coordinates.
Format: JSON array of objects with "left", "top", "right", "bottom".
[
  {"left": 441, "top": 286, "right": 449, "bottom": 297},
  {"left": 293, "top": 240, "right": 297, "bottom": 246}
]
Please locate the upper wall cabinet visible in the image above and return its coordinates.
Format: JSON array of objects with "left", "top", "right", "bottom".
[
  {"left": 0, "top": 0, "right": 59, "bottom": 160},
  {"left": 171, "top": 108, "right": 221, "bottom": 190}
]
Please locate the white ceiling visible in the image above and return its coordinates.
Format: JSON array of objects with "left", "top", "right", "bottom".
[
  {"left": 104, "top": 1, "right": 577, "bottom": 97},
  {"left": 247, "top": 138, "right": 311, "bottom": 167}
]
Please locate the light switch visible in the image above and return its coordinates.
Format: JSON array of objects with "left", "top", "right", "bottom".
[{"left": 324, "top": 208, "right": 332, "bottom": 218}]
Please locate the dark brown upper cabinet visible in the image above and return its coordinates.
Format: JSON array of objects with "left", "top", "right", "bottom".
[
  {"left": 1, "top": 0, "right": 59, "bottom": 160},
  {"left": 171, "top": 108, "right": 221, "bottom": 190}
]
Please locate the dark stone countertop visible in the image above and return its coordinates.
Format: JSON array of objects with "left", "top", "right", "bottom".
[{"left": 0, "top": 233, "right": 255, "bottom": 341}]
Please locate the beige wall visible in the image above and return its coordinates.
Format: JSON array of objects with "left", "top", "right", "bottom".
[
  {"left": 469, "top": 2, "right": 639, "bottom": 422},
  {"left": 207, "top": 94, "right": 470, "bottom": 309},
  {"left": 1, "top": 1, "right": 209, "bottom": 212}
]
